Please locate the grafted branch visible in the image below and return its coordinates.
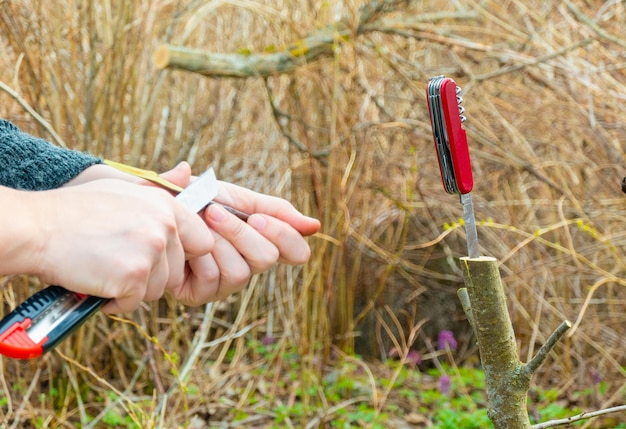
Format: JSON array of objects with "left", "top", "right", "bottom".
[{"left": 460, "top": 256, "right": 571, "bottom": 429}]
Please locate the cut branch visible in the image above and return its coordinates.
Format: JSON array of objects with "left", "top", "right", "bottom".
[
  {"left": 153, "top": 1, "right": 480, "bottom": 78},
  {"left": 459, "top": 256, "right": 577, "bottom": 428},
  {"left": 460, "top": 256, "right": 532, "bottom": 429},
  {"left": 154, "top": 24, "right": 348, "bottom": 78}
]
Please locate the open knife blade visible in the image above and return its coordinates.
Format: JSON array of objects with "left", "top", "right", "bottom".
[
  {"left": 0, "top": 167, "right": 220, "bottom": 359},
  {"left": 177, "top": 167, "right": 219, "bottom": 213}
]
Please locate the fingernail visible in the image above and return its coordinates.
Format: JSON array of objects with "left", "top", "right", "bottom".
[
  {"left": 207, "top": 203, "right": 227, "bottom": 222},
  {"left": 248, "top": 214, "right": 267, "bottom": 230}
]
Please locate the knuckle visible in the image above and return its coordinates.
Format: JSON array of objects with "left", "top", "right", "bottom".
[
  {"left": 127, "top": 261, "right": 153, "bottom": 283},
  {"left": 151, "top": 236, "right": 168, "bottom": 254},
  {"left": 228, "top": 217, "right": 248, "bottom": 238},
  {"left": 224, "top": 265, "right": 251, "bottom": 287},
  {"left": 294, "top": 245, "right": 311, "bottom": 264},
  {"left": 254, "top": 247, "right": 280, "bottom": 269},
  {"left": 199, "top": 267, "right": 221, "bottom": 285},
  {"left": 115, "top": 257, "right": 153, "bottom": 291}
]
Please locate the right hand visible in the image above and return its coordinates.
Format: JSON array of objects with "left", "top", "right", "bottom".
[{"left": 25, "top": 179, "right": 214, "bottom": 313}]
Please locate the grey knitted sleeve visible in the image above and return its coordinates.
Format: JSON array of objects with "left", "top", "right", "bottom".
[{"left": 0, "top": 119, "right": 102, "bottom": 190}]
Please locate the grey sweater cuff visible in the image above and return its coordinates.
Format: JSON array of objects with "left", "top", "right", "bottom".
[{"left": 0, "top": 119, "right": 102, "bottom": 190}]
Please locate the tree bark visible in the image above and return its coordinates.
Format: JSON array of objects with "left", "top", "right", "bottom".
[
  {"left": 460, "top": 256, "right": 532, "bottom": 429},
  {"left": 152, "top": 0, "right": 426, "bottom": 78},
  {"left": 154, "top": 24, "right": 348, "bottom": 78}
]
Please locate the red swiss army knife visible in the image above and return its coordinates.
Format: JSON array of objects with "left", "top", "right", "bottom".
[{"left": 426, "top": 76, "right": 479, "bottom": 258}]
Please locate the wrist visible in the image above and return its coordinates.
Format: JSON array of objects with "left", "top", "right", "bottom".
[
  {"left": 63, "top": 164, "right": 143, "bottom": 187},
  {"left": 0, "top": 187, "right": 49, "bottom": 276}
]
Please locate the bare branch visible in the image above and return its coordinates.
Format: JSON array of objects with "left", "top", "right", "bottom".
[
  {"left": 523, "top": 320, "right": 572, "bottom": 378},
  {"left": 460, "top": 256, "right": 532, "bottom": 429},
  {"left": 532, "top": 404, "right": 626, "bottom": 429},
  {"left": 0, "top": 80, "right": 67, "bottom": 148},
  {"left": 153, "top": 0, "right": 430, "bottom": 78},
  {"left": 564, "top": 0, "right": 626, "bottom": 50},
  {"left": 154, "top": 24, "right": 348, "bottom": 78}
]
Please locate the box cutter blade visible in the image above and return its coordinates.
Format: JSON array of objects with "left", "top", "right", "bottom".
[{"left": 0, "top": 167, "right": 220, "bottom": 359}]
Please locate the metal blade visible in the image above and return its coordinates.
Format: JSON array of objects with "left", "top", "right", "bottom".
[
  {"left": 175, "top": 167, "right": 219, "bottom": 213},
  {"left": 461, "top": 193, "right": 479, "bottom": 259}
]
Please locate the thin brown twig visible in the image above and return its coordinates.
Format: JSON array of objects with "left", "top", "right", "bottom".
[
  {"left": 564, "top": 0, "right": 626, "bottom": 50},
  {"left": 524, "top": 320, "right": 572, "bottom": 377},
  {"left": 137, "top": 305, "right": 165, "bottom": 395},
  {"left": 0, "top": 80, "right": 67, "bottom": 148},
  {"left": 474, "top": 38, "right": 593, "bottom": 81},
  {"left": 532, "top": 404, "right": 626, "bottom": 429},
  {"left": 8, "top": 365, "right": 42, "bottom": 429}
]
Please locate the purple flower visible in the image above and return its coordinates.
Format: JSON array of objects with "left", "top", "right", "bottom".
[
  {"left": 590, "top": 368, "right": 602, "bottom": 385},
  {"left": 261, "top": 335, "right": 276, "bottom": 346},
  {"left": 439, "top": 374, "right": 451, "bottom": 395},
  {"left": 406, "top": 350, "right": 422, "bottom": 366},
  {"left": 438, "top": 330, "right": 457, "bottom": 351}
]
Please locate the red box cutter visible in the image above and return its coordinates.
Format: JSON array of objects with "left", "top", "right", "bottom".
[{"left": 0, "top": 288, "right": 107, "bottom": 359}]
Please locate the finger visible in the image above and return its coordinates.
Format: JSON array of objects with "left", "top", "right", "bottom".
[
  {"left": 102, "top": 223, "right": 182, "bottom": 311},
  {"left": 164, "top": 227, "right": 187, "bottom": 290},
  {"left": 207, "top": 229, "right": 252, "bottom": 296},
  {"left": 247, "top": 213, "right": 312, "bottom": 265},
  {"left": 205, "top": 204, "right": 279, "bottom": 273},
  {"left": 141, "top": 232, "right": 186, "bottom": 302},
  {"left": 168, "top": 254, "right": 221, "bottom": 305},
  {"left": 100, "top": 271, "right": 151, "bottom": 314},
  {"left": 215, "top": 183, "right": 321, "bottom": 236},
  {"left": 159, "top": 161, "right": 192, "bottom": 189},
  {"left": 173, "top": 203, "right": 214, "bottom": 258}
]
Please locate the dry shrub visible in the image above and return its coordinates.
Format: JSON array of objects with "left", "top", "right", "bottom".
[{"left": 1, "top": 0, "right": 626, "bottom": 426}]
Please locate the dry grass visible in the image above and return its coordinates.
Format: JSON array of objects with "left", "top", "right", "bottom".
[{"left": 1, "top": 0, "right": 626, "bottom": 427}]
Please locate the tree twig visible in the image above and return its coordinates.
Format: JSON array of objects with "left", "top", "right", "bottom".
[
  {"left": 532, "top": 404, "right": 626, "bottom": 429},
  {"left": 154, "top": 23, "right": 348, "bottom": 78},
  {"left": 0, "top": 80, "right": 67, "bottom": 148},
  {"left": 564, "top": 0, "right": 626, "bottom": 50},
  {"left": 475, "top": 38, "right": 593, "bottom": 81},
  {"left": 523, "top": 320, "right": 571, "bottom": 377},
  {"left": 154, "top": 0, "right": 418, "bottom": 78}
]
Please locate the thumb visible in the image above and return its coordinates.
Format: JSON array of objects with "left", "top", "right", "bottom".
[{"left": 160, "top": 161, "right": 192, "bottom": 189}]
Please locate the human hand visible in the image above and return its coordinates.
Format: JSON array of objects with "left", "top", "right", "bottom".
[
  {"left": 27, "top": 179, "right": 213, "bottom": 313},
  {"left": 156, "top": 163, "right": 321, "bottom": 303},
  {"left": 66, "top": 162, "right": 321, "bottom": 306}
]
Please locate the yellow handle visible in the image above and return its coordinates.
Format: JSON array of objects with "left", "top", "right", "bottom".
[
  {"left": 104, "top": 160, "right": 251, "bottom": 222},
  {"left": 103, "top": 160, "right": 184, "bottom": 193}
]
